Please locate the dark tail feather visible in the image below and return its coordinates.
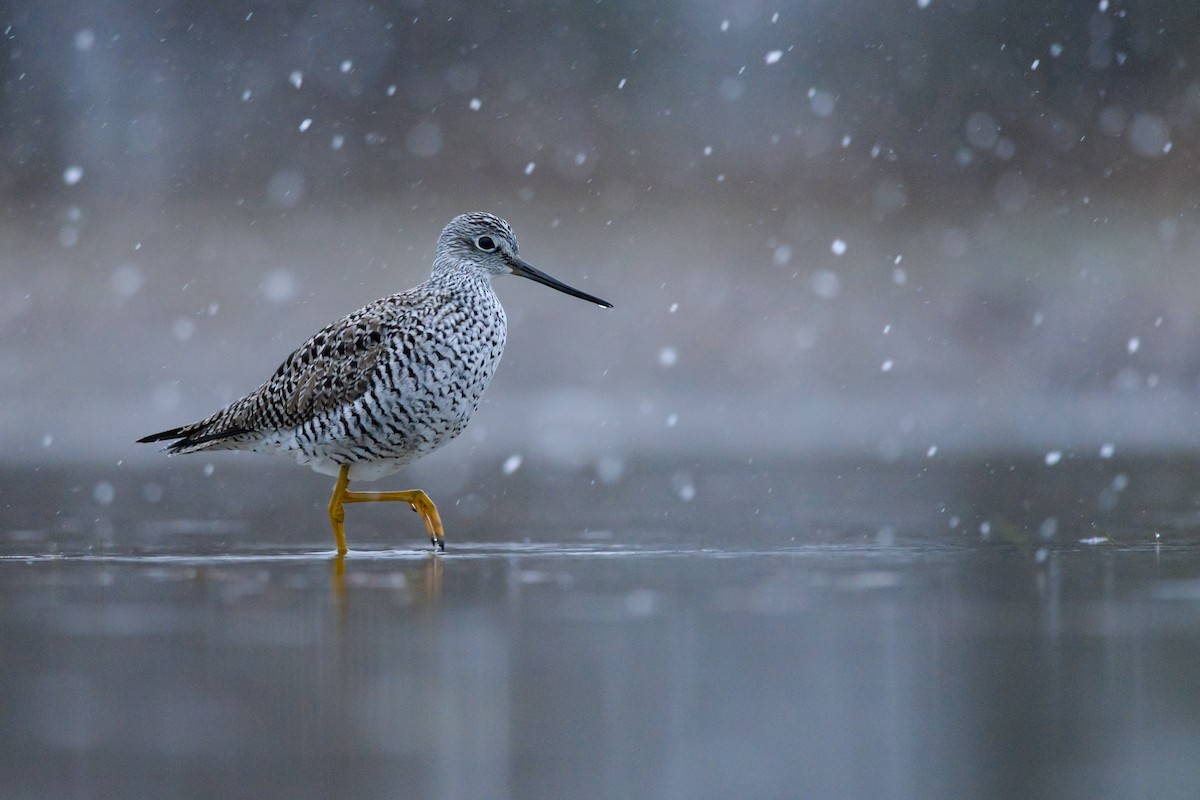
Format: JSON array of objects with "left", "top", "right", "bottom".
[
  {"left": 137, "top": 425, "right": 253, "bottom": 453},
  {"left": 137, "top": 427, "right": 188, "bottom": 444}
]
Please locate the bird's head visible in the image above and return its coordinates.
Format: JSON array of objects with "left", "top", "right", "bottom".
[{"left": 435, "top": 212, "right": 612, "bottom": 308}]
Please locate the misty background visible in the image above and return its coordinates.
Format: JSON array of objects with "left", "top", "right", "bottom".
[
  {"left": 7, "top": 6, "right": 1200, "bottom": 799},
  {"left": 3, "top": 0, "right": 1200, "bottom": 471}
]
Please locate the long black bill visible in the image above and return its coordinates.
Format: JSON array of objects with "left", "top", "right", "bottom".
[{"left": 509, "top": 257, "right": 613, "bottom": 308}]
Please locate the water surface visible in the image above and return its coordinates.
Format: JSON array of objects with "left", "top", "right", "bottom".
[{"left": 2, "top": 457, "right": 1199, "bottom": 799}]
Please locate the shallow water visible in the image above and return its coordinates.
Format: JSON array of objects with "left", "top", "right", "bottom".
[{"left": 3, "top": 457, "right": 1200, "bottom": 799}]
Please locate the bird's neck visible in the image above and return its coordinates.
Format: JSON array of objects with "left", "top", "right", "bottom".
[{"left": 426, "top": 263, "right": 495, "bottom": 298}]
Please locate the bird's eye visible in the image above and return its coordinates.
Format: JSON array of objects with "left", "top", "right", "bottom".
[{"left": 476, "top": 235, "right": 497, "bottom": 252}]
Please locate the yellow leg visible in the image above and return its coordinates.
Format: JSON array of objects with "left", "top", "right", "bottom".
[
  {"left": 328, "top": 465, "right": 352, "bottom": 555},
  {"left": 327, "top": 464, "right": 446, "bottom": 552}
]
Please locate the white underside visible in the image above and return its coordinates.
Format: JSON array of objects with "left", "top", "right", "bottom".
[
  {"left": 249, "top": 429, "right": 439, "bottom": 482},
  {"left": 303, "top": 454, "right": 411, "bottom": 481}
]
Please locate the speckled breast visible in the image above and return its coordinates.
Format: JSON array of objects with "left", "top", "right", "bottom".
[{"left": 295, "top": 287, "right": 508, "bottom": 479}]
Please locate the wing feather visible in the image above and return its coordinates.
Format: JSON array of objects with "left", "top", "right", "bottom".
[{"left": 141, "top": 292, "right": 440, "bottom": 453}]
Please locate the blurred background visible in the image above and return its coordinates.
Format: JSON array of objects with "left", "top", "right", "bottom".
[
  {"left": 3, "top": 0, "right": 1199, "bottom": 468},
  {"left": 6, "top": 4, "right": 1200, "bottom": 800}
]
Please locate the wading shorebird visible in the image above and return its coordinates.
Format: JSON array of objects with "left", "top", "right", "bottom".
[{"left": 139, "top": 212, "right": 611, "bottom": 553}]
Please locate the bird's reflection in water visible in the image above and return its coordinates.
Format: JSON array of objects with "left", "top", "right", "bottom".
[
  {"left": 330, "top": 552, "right": 443, "bottom": 609},
  {"left": 326, "top": 551, "right": 445, "bottom": 731}
]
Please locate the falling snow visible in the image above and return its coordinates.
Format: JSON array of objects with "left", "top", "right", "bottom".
[
  {"left": 110, "top": 264, "right": 144, "bottom": 297},
  {"left": 261, "top": 269, "right": 298, "bottom": 304},
  {"left": 74, "top": 29, "right": 96, "bottom": 51},
  {"left": 808, "top": 88, "right": 835, "bottom": 117},
  {"left": 6, "top": 0, "right": 1199, "bottom": 575},
  {"left": 811, "top": 270, "right": 841, "bottom": 299},
  {"left": 172, "top": 318, "right": 195, "bottom": 341},
  {"left": 1039, "top": 517, "right": 1058, "bottom": 539},
  {"left": 93, "top": 481, "right": 115, "bottom": 506},
  {"left": 596, "top": 454, "right": 625, "bottom": 485},
  {"left": 1129, "top": 113, "right": 1171, "bottom": 158},
  {"left": 502, "top": 454, "right": 523, "bottom": 475},
  {"left": 673, "top": 472, "right": 696, "bottom": 501}
]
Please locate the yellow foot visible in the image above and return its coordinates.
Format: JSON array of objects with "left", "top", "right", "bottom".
[{"left": 327, "top": 465, "right": 446, "bottom": 552}]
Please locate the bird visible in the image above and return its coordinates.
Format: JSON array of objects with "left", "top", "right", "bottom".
[{"left": 138, "top": 212, "right": 611, "bottom": 554}]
